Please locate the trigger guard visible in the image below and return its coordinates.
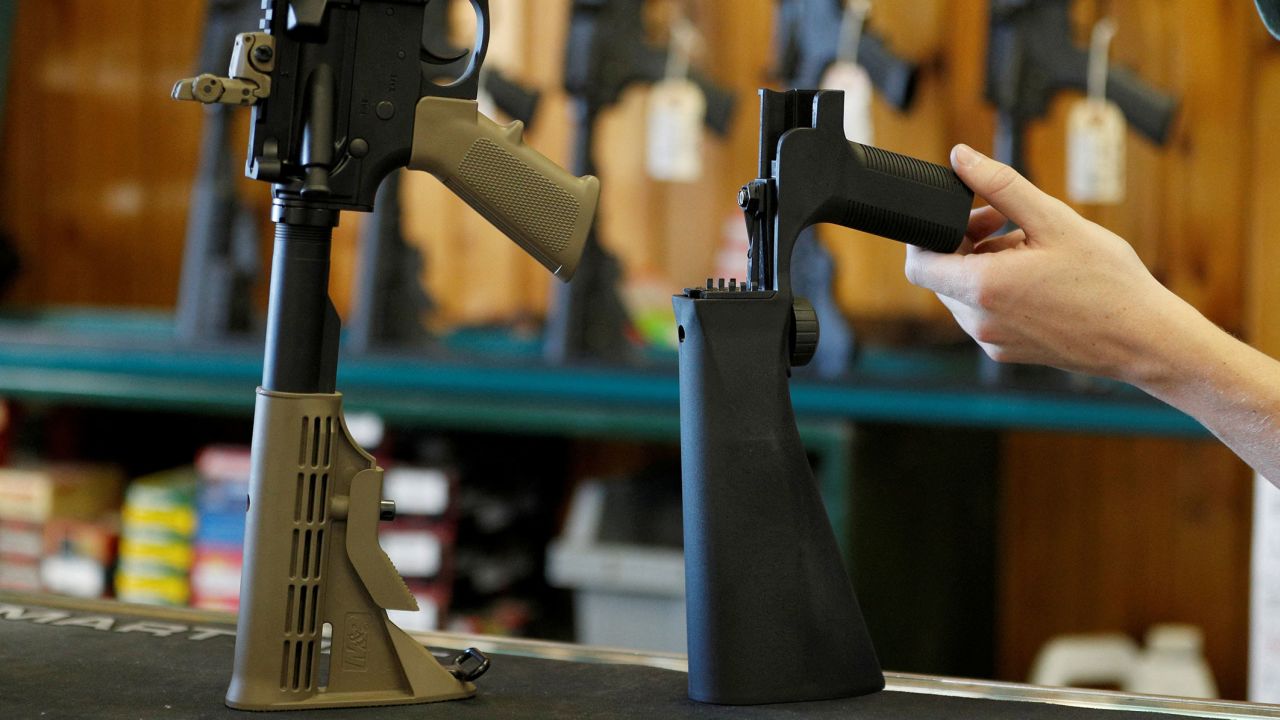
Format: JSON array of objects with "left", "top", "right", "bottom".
[{"left": 419, "top": 0, "right": 489, "bottom": 93}]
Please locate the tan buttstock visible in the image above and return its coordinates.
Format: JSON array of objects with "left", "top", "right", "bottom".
[
  {"left": 408, "top": 97, "right": 599, "bottom": 281},
  {"left": 227, "top": 390, "right": 473, "bottom": 711}
]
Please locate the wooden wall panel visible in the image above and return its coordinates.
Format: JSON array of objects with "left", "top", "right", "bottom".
[
  {"left": 1246, "top": 28, "right": 1280, "bottom": 706},
  {"left": 1000, "top": 433, "right": 1252, "bottom": 699},
  {"left": 1, "top": 0, "right": 204, "bottom": 307},
  {"left": 3, "top": 1, "right": 1269, "bottom": 330},
  {"left": 1248, "top": 46, "right": 1280, "bottom": 356},
  {"left": 823, "top": 0, "right": 959, "bottom": 321},
  {"left": 995, "top": 2, "right": 1266, "bottom": 701},
  {"left": 1068, "top": 1, "right": 1259, "bottom": 333}
]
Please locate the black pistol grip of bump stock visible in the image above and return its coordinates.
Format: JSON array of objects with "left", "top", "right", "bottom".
[
  {"left": 767, "top": 91, "right": 972, "bottom": 296},
  {"left": 775, "top": 93, "right": 971, "bottom": 261},
  {"left": 807, "top": 140, "right": 972, "bottom": 252}
]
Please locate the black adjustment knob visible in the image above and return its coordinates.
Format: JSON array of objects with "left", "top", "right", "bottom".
[
  {"left": 379, "top": 500, "right": 396, "bottom": 521},
  {"left": 790, "top": 297, "right": 819, "bottom": 367}
]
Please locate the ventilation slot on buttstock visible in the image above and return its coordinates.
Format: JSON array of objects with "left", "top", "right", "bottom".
[{"left": 278, "top": 414, "right": 335, "bottom": 692}]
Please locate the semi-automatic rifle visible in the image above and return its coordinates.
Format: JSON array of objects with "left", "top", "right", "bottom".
[
  {"left": 774, "top": 0, "right": 919, "bottom": 378},
  {"left": 175, "top": 0, "right": 264, "bottom": 345},
  {"left": 544, "top": 0, "right": 735, "bottom": 364},
  {"left": 986, "top": 0, "right": 1177, "bottom": 181},
  {"left": 983, "top": 0, "right": 1177, "bottom": 387},
  {"left": 173, "top": 0, "right": 598, "bottom": 710},
  {"left": 674, "top": 88, "right": 972, "bottom": 704},
  {"left": 0, "top": 0, "right": 19, "bottom": 297}
]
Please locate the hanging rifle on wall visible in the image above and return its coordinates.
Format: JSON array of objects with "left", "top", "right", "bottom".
[{"left": 544, "top": 0, "right": 735, "bottom": 364}]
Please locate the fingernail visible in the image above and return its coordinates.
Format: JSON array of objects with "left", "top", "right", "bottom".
[{"left": 952, "top": 144, "right": 984, "bottom": 169}]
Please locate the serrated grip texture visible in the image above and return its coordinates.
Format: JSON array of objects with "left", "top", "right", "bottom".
[
  {"left": 449, "top": 138, "right": 585, "bottom": 272},
  {"left": 833, "top": 142, "right": 973, "bottom": 253},
  {"left": 837, "top": 199, "right": 963, "bottom": 253},
  {"left": 861, "top": 144, "right": 965, "bottom": 192},
  {"left": 409, "top": 97, "right": 600, "bottom": 280}
]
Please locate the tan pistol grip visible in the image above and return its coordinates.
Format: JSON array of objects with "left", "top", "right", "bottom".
[{"left": 408, "top": 97, "right": 599, "bottom": 281}]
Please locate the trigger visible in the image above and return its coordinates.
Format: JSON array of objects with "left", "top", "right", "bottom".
[
  {"left": 420, "top": 45, "right": 469, "bottom": 66},
  {"left": 420, "top": 0, "right": 471, "bottom": 67}
]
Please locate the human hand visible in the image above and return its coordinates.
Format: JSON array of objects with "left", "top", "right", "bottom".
[{"left": 904, "top": 144, "right": 1186, "bottom": 383}]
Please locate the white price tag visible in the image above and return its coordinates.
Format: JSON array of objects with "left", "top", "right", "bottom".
[
  {"left": 647, "top": 78, "right": 705, "bottom": 182},
  {"left": 1066, "top": 98, "right": 1126, "bottom": 204},
  {"left": 821, "top": 61, "right": 875, "bottom": 145}
]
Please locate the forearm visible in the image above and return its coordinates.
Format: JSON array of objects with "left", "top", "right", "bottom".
[{"left": 1126, "top": 291, "right": 1280, "bottom": 484}]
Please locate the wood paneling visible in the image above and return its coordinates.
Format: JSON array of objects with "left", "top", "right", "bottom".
[
  {"left": 1000, "top": 433, "right": 1252, "bottom": 698},
  {"left": 992, "top": 1, "right": 1265, "bottom": 701},
  {"left": 823, "top": 0, "right": 958, "bottom": 321},
  {"left": 1249, "top": 48, "right": 1280, "bottom": 357},
  {"left": 3, "top": 1, "right": 1270, "bottom": 328},
  {"left": 1, "top": 0, "right": 204, "bottom": 307}
]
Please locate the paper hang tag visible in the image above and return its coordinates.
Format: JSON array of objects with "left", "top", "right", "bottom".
[
  {"left": 647, "top": 78, "right": 706, "bottom": 182},
  {"left": 1066, "top": 98, "right": 1126, "bottom": 204},
  {"left": 821, "top": 61, "right": 874, "bottom": 145}
]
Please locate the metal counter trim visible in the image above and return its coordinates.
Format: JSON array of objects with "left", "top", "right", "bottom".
[{"left": 3, "top": 592, "right": 1276, "bottom": 717}]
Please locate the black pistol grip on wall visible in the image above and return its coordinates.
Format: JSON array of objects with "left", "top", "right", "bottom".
[
  {"left": 984, "top": 0, "right": 1179, "bottom": 173},
  {"left": 1103, "top": 65, "right": 1177, "bottom": 144},
  {"left": 673, "top": 289, "right": 884, "bottom": 704},
  {"left": 484, "top": 68, "right": 542, "bottom": 128}
]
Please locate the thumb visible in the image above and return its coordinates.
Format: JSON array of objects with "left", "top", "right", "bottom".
[{"left": 951, "top": 144, "right": 1073, "bottom": 236}]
